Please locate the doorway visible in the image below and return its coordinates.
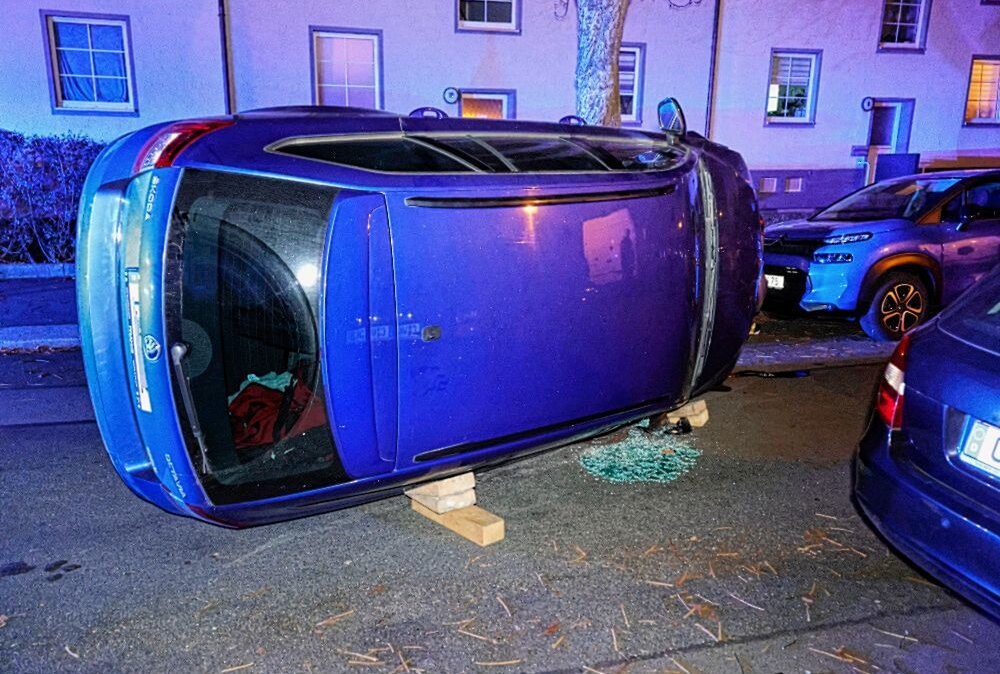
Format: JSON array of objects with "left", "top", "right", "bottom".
[{"left": 865, "top": 99, "right": 915, "bottom": 184}]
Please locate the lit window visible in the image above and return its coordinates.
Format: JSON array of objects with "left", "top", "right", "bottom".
[
  {"left": 312, "top": 30, "right": 382, "bottom": 110},
  {"left": 785, "top": 177, "right": 804, "bottom": 193},
  {"left": 459, "top": 90, "right": 515, "bottom": 119},
  {"left": 965, "top": 57, "right": 1000, "bottom": 125},
  {"left": 766, "top": 51, "right": 820, "bottom": 124},
  {"left": 457, "top": 0, "right": 519, "bottom": 33},
  {"left": 619, "top": 44, "right": 646, "bottom": 125},
  {"left": 879, "top": 0, "right": 930, "bottom": 50},
  {"left": 44, "top": 14, "right": 135, "bottom": 112}
]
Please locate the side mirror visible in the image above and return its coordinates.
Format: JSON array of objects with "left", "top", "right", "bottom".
[{"left": 657, "top": 97, "right": 687, "bottom": 136}]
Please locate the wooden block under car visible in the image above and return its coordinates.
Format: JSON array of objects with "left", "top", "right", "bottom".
[
  {"left": 666, "top": 399, "right": 709, "bottom": 427},
  {"left": 411, "top": 501, "right": 505, "bottom": 547},
  {"left": 407, "top": 488, "right": 476, "bottom": 514},
  {"left": 404, "top": 472, "right": 475, "bottom": 498}
]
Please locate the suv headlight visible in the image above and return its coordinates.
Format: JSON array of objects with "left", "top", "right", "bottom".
[
  {"left": 822, "top": 232, "right": 872, "bottom": 245},
  {"left": 813, "top": 252, "right": 854, "bottom": 264}
]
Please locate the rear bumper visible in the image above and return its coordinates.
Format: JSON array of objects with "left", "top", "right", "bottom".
[{"left": 854, "top": 422, "right": 1000, "bottom": 619}]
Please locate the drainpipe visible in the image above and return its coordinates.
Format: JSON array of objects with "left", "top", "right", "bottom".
[
  {"left": 704, "top": 0, "right": 722, "bottom": 138},
  {"left": 218, "top": 0, "right": 235, "bottom": 115}
]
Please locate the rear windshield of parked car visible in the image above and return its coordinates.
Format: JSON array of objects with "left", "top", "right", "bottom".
[
  {"left": 812, "top": 177, "right": 961, "bottom": 222},
  {"left": 272, "top": 134, "right": 686, "bottom": 174},
  {"left": 939, "top": 267, "right": 1000, "bottom": 356}
]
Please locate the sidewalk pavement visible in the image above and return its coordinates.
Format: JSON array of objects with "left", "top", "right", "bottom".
[
  {"left": 736, "top": 314, "right": 896, "bottom": 371},
  {"left": 0, "top": 278, "right": 79, "bottom": 350}
]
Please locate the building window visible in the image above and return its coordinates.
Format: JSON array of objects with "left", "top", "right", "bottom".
[
  {"left": 457, "top": 0, "right": 520, "bottom": 33},
  {"left": 878, "top": 0, "right": 931, "bottom": 50},
  {"left": 459, "top": 90, "right": 515, "bottom": 119},
  {"left": 965, "top": 57, "right": 1000, "bottom": 125},
  {"left": 312, "top": 29, "right": 383, "bottom": 110},
  {"left": 43, "top": 14, "right": 135, "bottom": 112},
  {"left": 785, "top": 177, "right": 803, "bottom": 193},
  {"left": 766, "top": 50, "right": 820, "bottom": 124},
  {"left": 759, "top": 177, "right": 778, "bottom": 193},
  {"left": 619, "top": 44, "right": 646, "bottom": 125}
]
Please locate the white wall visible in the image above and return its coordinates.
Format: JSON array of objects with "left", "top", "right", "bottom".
[
  {"left": 0, "top": 0, "right": 225, "bottom": 140},
  {"left": 2, "top": 0, "right": 994, "bottom": 174},
  {"left": 227, "top": 0, "right": 715, "bottom": 133},
  {"left": 712, "top": 0, "right": 1000, "bottom": 170}
]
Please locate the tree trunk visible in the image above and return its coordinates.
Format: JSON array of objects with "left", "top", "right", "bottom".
[{"left": 575, "top": 0, "right": 632, "bottom": 127}]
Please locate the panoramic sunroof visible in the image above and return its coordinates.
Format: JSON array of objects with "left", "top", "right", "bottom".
[{"left": 273, "top": 134, "right": 685, "bottom": 174}]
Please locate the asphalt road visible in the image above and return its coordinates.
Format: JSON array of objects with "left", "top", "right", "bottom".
[{"left": 2, "top": 364, "right": 998, "bottom": 673}]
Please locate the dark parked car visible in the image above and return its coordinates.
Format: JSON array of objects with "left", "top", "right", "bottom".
[
  {"left": 77, "top": 103, "right": 761, "bottom": 527},
  {"left": 764, "top": 170, "right": 1000, "bottom": 340},
  {"left": 855, "top": 264, "right": 1000, "bottom": 617}
]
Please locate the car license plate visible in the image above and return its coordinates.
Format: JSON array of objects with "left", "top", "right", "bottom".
[
  {"left": 764, "top": 273, "right": 785, "bottom": 290},
  {"left": 959, "top": 420, "right": 1000, "bottom": 479}
]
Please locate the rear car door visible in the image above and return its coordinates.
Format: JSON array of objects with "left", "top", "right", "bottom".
[{"left": 386, "top": 170, "right": 702, "bottom": 467}]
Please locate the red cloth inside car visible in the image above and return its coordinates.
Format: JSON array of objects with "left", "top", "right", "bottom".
[{"left": 228, "top": 374, "right": 327, "bottom": 449}]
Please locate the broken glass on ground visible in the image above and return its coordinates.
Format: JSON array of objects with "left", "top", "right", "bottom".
[{"left": 579, "top": 423, "right": 701, "bottom": 484}]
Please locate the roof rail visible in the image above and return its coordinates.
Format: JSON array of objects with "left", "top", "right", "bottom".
[{"left": 239, "top": 105, "right": 396, "bottom": 118}]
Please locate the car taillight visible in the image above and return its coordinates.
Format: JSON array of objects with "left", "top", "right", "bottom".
[
  {"left": 876, "top": 334, "right": 910, "bottom": 430},
  {"left": 133, "top": 119, "right": 233, "bottom": 174}
]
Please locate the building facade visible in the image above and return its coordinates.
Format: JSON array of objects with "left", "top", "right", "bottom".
[
  {"left": 2, "top": 0, "right": 998, "bottom": 209},
  {"left": 714, "top": 0, "right": 1000, "bottom": 211}
]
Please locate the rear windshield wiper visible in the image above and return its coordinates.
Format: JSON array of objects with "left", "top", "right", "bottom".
[{"left": 170, "top": 343, "right": 212, "bottom": 473}]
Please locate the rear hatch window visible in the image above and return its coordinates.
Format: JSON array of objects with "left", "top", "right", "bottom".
[
  {"left": 939, "top": 268, "right": 1000, "bottom": 356},
  {"left": 166, "top": 170, "right": 347, "bottom": 503}
]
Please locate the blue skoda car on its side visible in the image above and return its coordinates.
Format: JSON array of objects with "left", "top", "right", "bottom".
[
  {"left": 763, "top": 170, "right": 1000, "bottom": 340},
  {"left": 855, "top": 264, "right": 1000, "bottom": 617},
  {"left": 76, "top": 103, "right": 762, "bottom": 528}
]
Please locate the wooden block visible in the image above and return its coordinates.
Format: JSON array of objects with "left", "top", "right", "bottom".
[
  {"left": 667, "top": 399, "right": 709, "bottom": 427},
  {"left": 411, "top": 501, "right": 505, "bottom": 547},
  {"left": 404, "top": 472, "right": 475, "bottom": 498},
  {"left": 407, "top": 488, "right": 476, "bottom": 514}
]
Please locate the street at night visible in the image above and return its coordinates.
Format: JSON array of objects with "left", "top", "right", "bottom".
[
  {"left": 2, "top": 339, "right": 997, "bottom": 673},
  {"left": 3, "top": 1, "right": 999, "bottom": 671}
]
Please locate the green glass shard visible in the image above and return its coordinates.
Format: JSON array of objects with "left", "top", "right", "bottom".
[{"left": 579, "top": 427, "right": 701, "bottom": 484}]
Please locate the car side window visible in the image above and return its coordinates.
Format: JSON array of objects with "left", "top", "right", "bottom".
[
  {"left": 940, "top": 194, "right": 963, "bottom": 224},
  {"left": 965, "top": 181, "right": 1000, "bottom": 221}
]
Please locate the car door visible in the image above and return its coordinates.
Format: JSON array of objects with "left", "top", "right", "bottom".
[
  {"left": 939, "top": 178, "right": 1000, "bottom": 302},
  {"left": 385, "top": 174, "right": 700, "bottom": 468}
]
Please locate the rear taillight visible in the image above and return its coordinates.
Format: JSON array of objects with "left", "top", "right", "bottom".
[
  {"left": 876, "top": 334, "right": 911, "bottom": 430},
  {"left": 133, "top": 119, "right": 233, "bottom": 174}
]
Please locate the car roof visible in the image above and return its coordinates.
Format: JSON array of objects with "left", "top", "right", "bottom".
[
  {"left": 233, "top": 105, "right": 665, "bottom": 142},
  {"left": 176, "top": 105, "right": 693, "bottom": 192},
  {"left": 890, "top": 168, "right": 1000, "bottom": 182}
]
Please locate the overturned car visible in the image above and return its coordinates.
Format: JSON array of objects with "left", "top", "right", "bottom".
[{"left": 77, "top": 102, "right": 762, "bottom": 527}]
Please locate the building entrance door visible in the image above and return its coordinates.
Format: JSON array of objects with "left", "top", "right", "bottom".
[{"left": 865, "top": 99, "right": 915, "bottom": 184}]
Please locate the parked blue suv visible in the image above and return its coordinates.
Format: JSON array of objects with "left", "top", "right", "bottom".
[{"left": 763, "top": 170, "right": 1000, "bottom": 340}]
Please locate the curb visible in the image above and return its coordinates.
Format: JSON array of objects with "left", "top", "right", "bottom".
[
  {"left": 736, "top": 340, "right": 895, "bottom": 372},
  {"left": 0, "top": 263, "right": 75, "bottom": 279},
  {"left": 0, "top": 324, "right": 80, "bottom": 350}
]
